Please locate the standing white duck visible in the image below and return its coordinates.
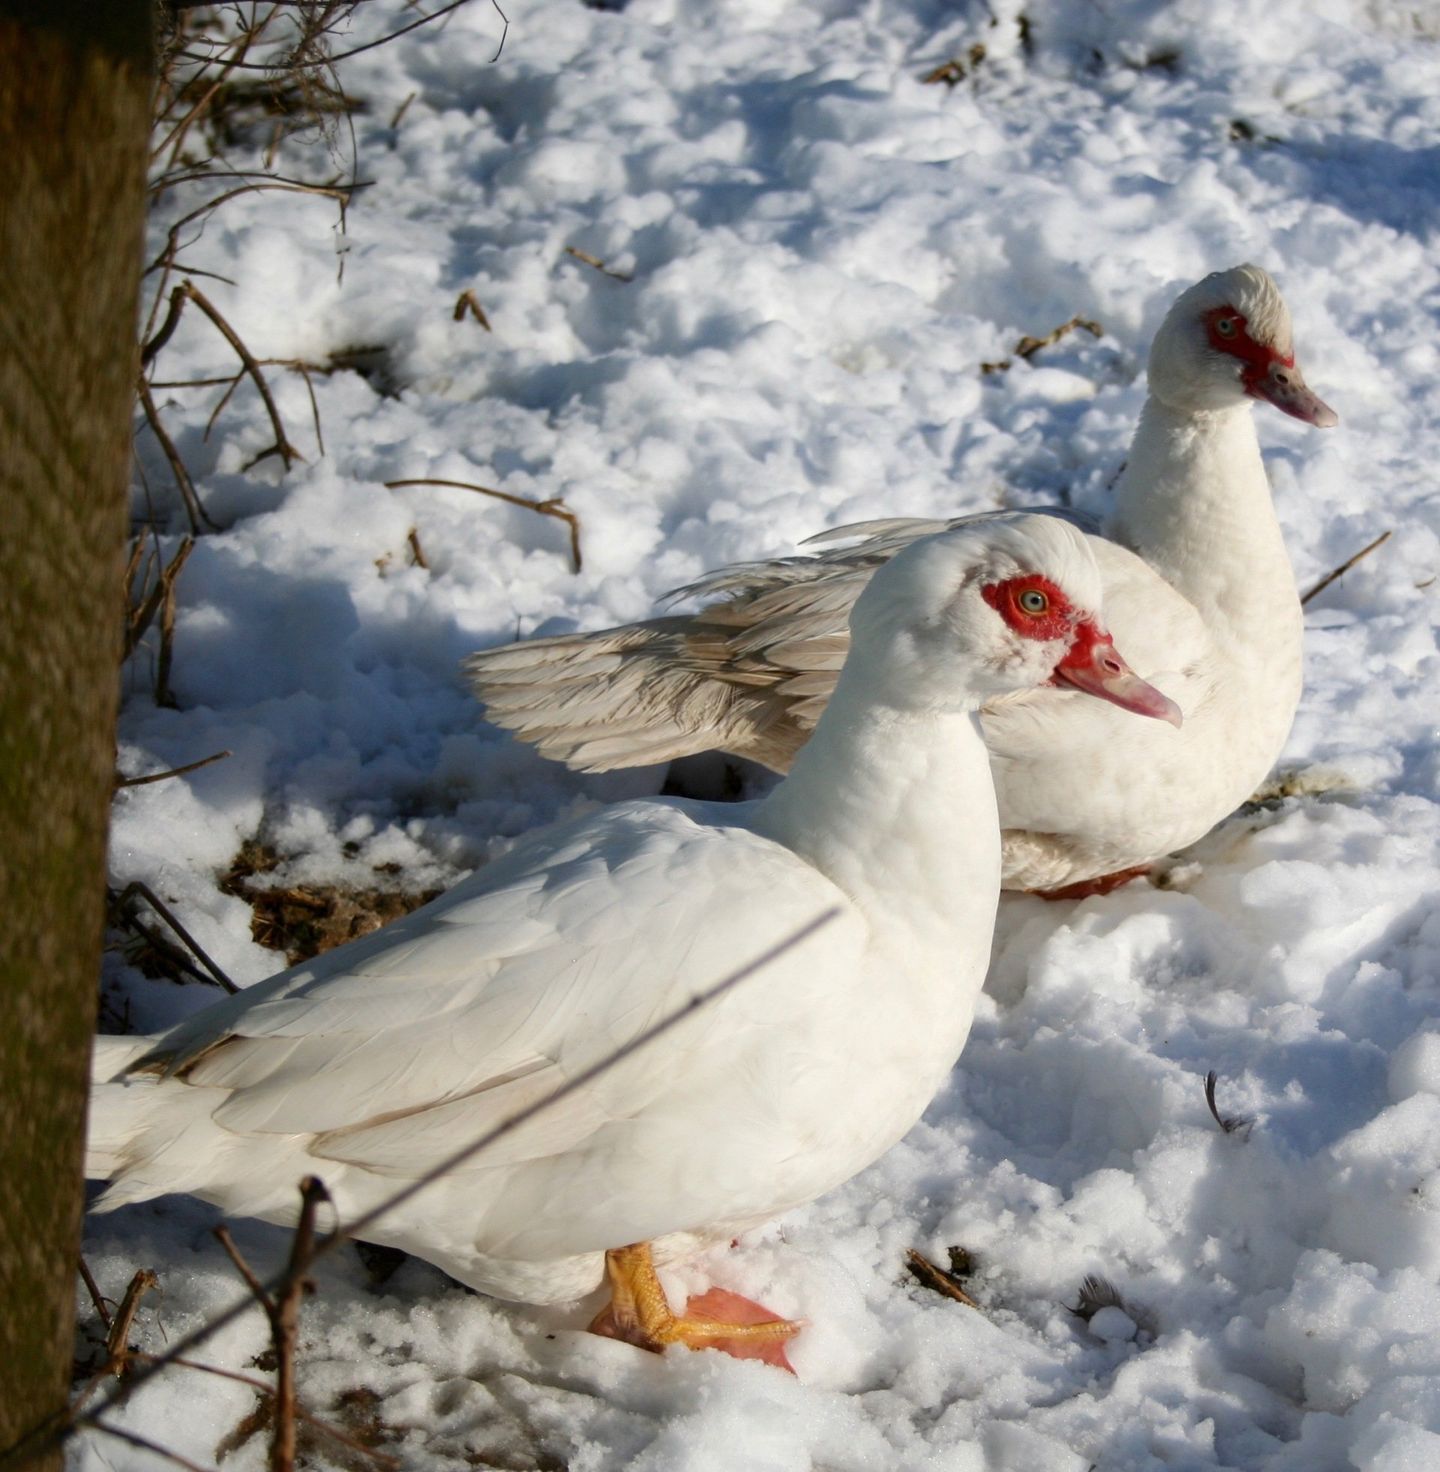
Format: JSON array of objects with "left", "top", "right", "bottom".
[
  {"left": 466, "top": 264, "right": 1336, "bottom": 896},
  {"left": 88, "top": 516, "right": 1176, "bottom": 1370}
]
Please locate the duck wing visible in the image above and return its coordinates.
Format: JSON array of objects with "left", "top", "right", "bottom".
[
  {"left": 465, "top": 510, "right": 1097, "bottom": 774},
  {"left": 129, "top": 803, "right": 853, "bottom": 1178}
]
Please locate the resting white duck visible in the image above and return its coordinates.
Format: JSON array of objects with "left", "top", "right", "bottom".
[
  {"left": 88, "top": 516, "right": 1176, "bottom": 1372},
  {"left": 466, "top": 264, "right": 1337, "bottom": 896}
]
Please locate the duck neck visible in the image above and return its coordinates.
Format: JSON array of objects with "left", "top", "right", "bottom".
[
  {"left": 752, "top": 667, "right": 1000, "bottom": 967},
  {"left": 1109, "top": 397, "right": 1299, "bottom": 655}
]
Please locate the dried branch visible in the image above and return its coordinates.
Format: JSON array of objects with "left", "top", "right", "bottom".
[
  {"left": 153, "top": 5, "right": 276, "bottom": 170},
  {"left": 160, "top": 282, "right": 305, "bottom": 469},
  {"left": 73, "top": 1270, "right": 160, "bottom": 1409},
  {"left": 123, "top": 534, "right": 192, "bottom": 661},
  {"left": 172, "top": 0, "right": 484, "bottom": 72},
  {"left": 104, "top": 1270, "right": 160, "bottom": 1380},
  {"left": 144, "top": 180, "right": 354, "bottom": 310},
  {"left": 921, "top": 43, "right": 986, "bottom": 86},
  {"left": 136, "top": 1354, "right": 400, "bottom": 1469},
  {"left": 563, "top": 245, "right": 634, "bottom": 283},
  {"left": 39, "top": 910, "right": 840, "bottom": 1463},
  {"left": 90, "top": 1422, "right": 219, "bottom": 1472},
  {"left": 981, "top": 316, "right": 1104, "bottom": 375},
  {"left": 109, "top": 881, "right": 240, "bottom": 994},
  {"left": 1301, "top": 530, "right": 1392, "bottom": 606},
  {"left": 904, "top": 1247, "right": 979, "bottom": 1308},
  {"left": 136, "top": 378, "right": 216, "bottom": 533},
  {"left": 274, "top": 1180, "right": 326, "bottom": 1472},
  {"left": 198, "top": 372, "right": 242, "bottom": 442},
  {"left": 290, "top": 360, "right": 325, "bottom": 454},
  {"left": 77, "top": 1259, "right": 112, "bottom": 1331},
  {"left": 453, "top": 288, "right": 491, "bottom": 329},
  {"left": 116, "top": 750, "right": 233, "bottom": 789},
  {"left": 406, "top": 528, "right": 428, "bottom": 569},
  {"left": 1204, "top": 1069, "right": 1254, "bottom": 1138},
  {"left": 214, "top": 1178, "right": 332, "bottom": 1472},
  {"left": 384, "top": 477, "right": 584, "bottom": 573}
]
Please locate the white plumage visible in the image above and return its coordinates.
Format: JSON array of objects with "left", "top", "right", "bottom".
[
  {"left": 88, "top": 516, "right": 1172, "bottom": 1334},
  {"left": 466, "top": 264, "right": 1337, "bottom": 893}
]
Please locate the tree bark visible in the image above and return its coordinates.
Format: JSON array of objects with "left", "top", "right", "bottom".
[{"left": 0, "top": 4, "right": 151, "bottom": 1466}]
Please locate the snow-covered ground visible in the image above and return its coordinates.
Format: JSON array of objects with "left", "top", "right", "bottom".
[{"left": 81, "top": 2, "right": 1440, "bottom": 1468}]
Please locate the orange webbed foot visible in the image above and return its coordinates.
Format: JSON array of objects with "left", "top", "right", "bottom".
[{"left": 588, "top": 1244, "right": 800, "bottom": 1373}]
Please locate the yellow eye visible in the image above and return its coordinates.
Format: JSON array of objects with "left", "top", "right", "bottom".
[
  {"left": 1018, "top": 589, "right": 1049, "bottom": 615},
  {"left": 1215, "top": 316, "right": 1238, "bottom": 338}
]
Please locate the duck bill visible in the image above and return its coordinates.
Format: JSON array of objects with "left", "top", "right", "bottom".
[
  {"left": 1251, "top": 359, "right": 1339, "bottom": 428},
  {"left": 1054, "top": 637, "right": 1183, "bottom": 727}
]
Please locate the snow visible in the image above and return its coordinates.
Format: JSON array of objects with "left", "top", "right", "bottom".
[{"left": 81, "top": 1, "right": 1440, "bottom": 1468}]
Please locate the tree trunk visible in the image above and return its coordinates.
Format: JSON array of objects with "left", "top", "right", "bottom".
[{"left": 0, "top": 4, "right": 151, "bottom": 1466}]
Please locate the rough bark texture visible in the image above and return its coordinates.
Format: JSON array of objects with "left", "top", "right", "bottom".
[{"left": 0, "top": 6, "right": 150, "bottom": 1465}]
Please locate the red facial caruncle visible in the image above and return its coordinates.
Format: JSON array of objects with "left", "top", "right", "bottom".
[
  {"left": 981, "top": 575, "right": 1182, "bottom": 726},
  {"left": 981, "top": 574, "right": 1077, "bottom": 643},
  {"left": 1203, "top": 306, "right": 1290, "bottom": 398},
  {"left": 1203, "top": 305, "right": 1338, "bottom": 428}
]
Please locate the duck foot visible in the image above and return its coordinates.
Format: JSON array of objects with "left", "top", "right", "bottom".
[
  {"left": 588, "top": 1242, "right": 800, "bottom": 1372},
  {"left": 1031, "top": 864, "right": 1152, "bottom": 901}
]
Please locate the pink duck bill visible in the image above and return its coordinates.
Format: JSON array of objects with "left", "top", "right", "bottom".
[{"left": 1052, "top": 625, "right": 1184, "bottom": 728}]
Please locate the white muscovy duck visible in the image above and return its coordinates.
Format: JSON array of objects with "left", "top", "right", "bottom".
[
  {"left": 88, "top": 516, "right": 1176, "bottom": 1371},
  {"left": 465, "top": 264, "right": 1337, "bottom": 896}
]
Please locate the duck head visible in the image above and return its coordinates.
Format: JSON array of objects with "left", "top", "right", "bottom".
[
  {"left": 1147, "top": 263, "right": 1338, "bottom": 427},
  {"left": 846, "top": 514, "right": 1182, "bottom": 725}
]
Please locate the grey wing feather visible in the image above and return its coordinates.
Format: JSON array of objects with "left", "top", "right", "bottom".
[{"left": 464, "top": 508, "right": 1100, "bottom": 775}]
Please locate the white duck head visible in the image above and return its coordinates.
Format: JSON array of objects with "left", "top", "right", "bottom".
[
  {"left": 843, "top": 514, "right": 1181, "bottom": 724},
  {"left": 1146, "top": 263, "right": 1338, "bottom": 426}
]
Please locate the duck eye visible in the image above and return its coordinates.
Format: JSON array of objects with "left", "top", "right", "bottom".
[
  {"left": 1018, "top": 589, "right": 1049, "bottom": 615},
  {"left": 1215, "top": 316, "right": 1238, "bottom": 338}
]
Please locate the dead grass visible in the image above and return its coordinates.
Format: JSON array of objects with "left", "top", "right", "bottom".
[{"left": 221, "top": 841, "right": 443, "bottom": 964}]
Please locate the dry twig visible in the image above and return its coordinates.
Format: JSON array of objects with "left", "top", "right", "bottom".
[
  {"left": 170, "top": 0, "right": 492, "bottom": 73},
  {"left": 135, "top": 1354, "right": 401, "bottom": 1469},
  {"left": 564, "top": 245, "right": 634, "bottom": 283},
  {"left": 77, "top": 1259, "right": 112, "bottom": 1331},
  {"left": 1301, "top": 530, "right": 1392, "bottom": 606},
  {"left": 921, "top": 43, "right": 986, "bottom": 85},
  {"left": 905, "top": 1247, "right": 979, "bottom": 1308},
  {"left": 143, "top": 180, "right": 355, "bottom": 341},
  {"left": 116, "top": 750, "right": 232, "bottom": 789},
  {"left": 453, "top": 288, "right": 492, "bottom": 329},
  {"left": 109, "top": 881, "right": 239, "bottom": 994},
  {"left": 124, "top": 535, "right": 194, "bottom": 666},
  {"left": 89, "top": 1422, "right": 218, "bottom": 1472},
  {"left": 214, "top": 1178, "right": 333, "bottom": 1472},
  {"left": 144, "top": 282, "right": 304, "bottom": 471},
  {"left": 74, "top": 1270, "right": 160, "bottom": 1408},
  {"left": 385, "top": 477, "right": 584, "bottom": 573},
  {"left": 137, "top": 379, "right": 216, "bottom": 534},
  {"left": 981, "top": 316, "right": 1104, "bottom": 375}
]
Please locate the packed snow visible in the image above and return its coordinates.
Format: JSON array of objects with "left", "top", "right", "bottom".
[{"left": 80, "top": 1, "right": 1440, "bottom": 1469}]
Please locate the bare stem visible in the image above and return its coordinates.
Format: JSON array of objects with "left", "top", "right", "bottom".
[
  {"left": 1301, "top": 530, "right": 1392, "bottom": 606},
  {"left": 385, "top": 477, "right": 584, "bottom": 573},
  {"left": 110, "top": 881, "right": 239, "bottom": 994},
  {"left": 136, "top": 378, "right": 215, "bottom": 533}
]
